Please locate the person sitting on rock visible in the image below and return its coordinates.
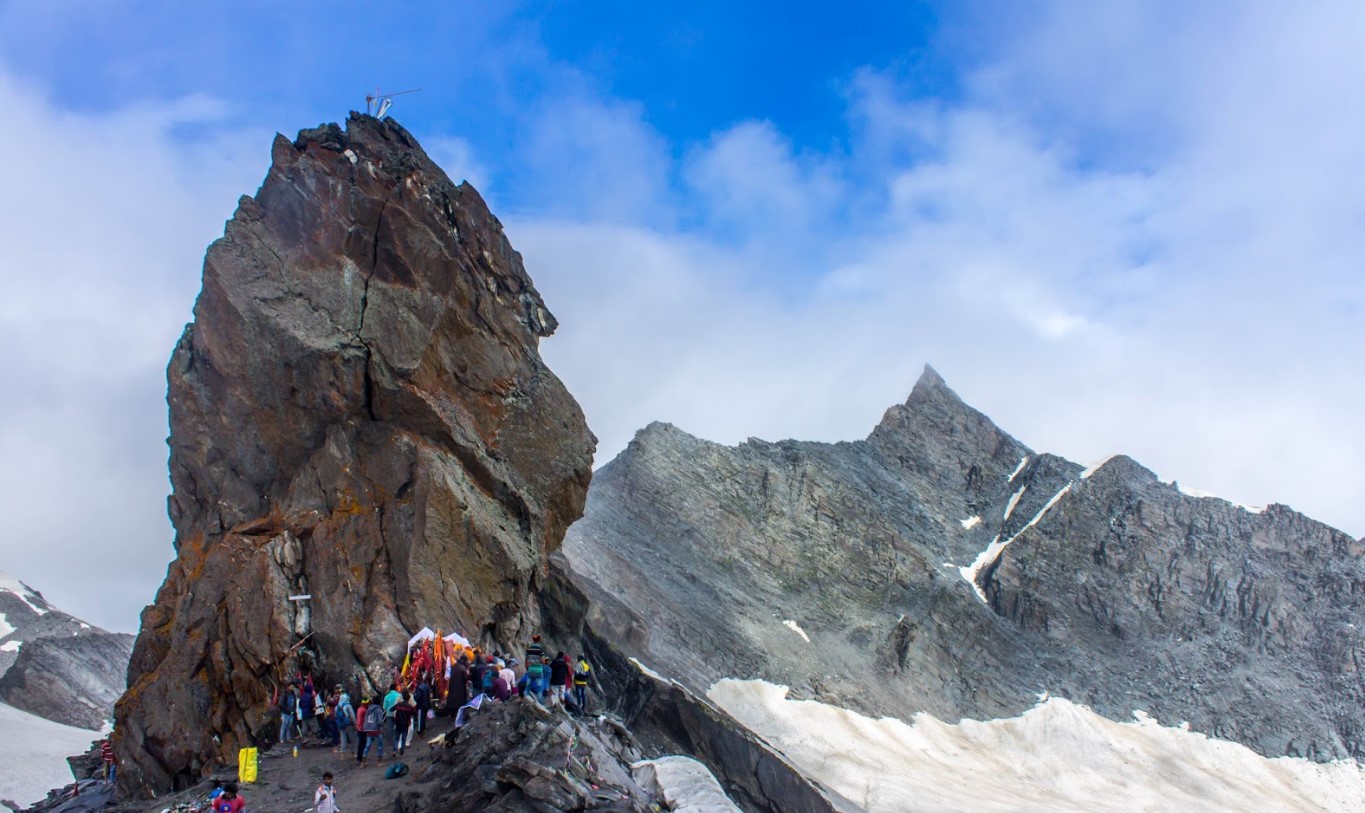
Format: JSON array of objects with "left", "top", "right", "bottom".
[
  {"left": 392, "top": 691, "right": 416, "bottom": 756},
  {"left": 492, "top": 668, "right": 512, "bottom": 701},
  {"left": 498, "top": 660, "right": 516, "bottom": 695}
]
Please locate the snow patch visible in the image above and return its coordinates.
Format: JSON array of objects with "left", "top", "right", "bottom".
[
  {"left": 961, "top": 484, "right": 1073, "bottom": 603},
  {"left": 960, "top": 515, "right": 982, "bottom": 530},
  {"left": 0, "top": 571, "right": 48, "bottom": 615},
  {"left": 632, "top": 756, "right": 742, "bottom": 812},
  {"left": 0, "top": 614, "right": 13, "bottom": 639},
  {"left": 0, "top": 641, "right": 19, "bottom": 653},
  {"left": 1003, "top": 486, "right": 1027, "bottom": 520},
  {"left": 958, "top": 536, "right": 1003, "bottom": 604},
  {"left": 782, "top": 620, "right": 811, "bottom": 643},
  {"left": 629, "top": 657, "right": 670, "bottom": 684},
  {"left": 0, "top": 702, "right": 101, "bottom": 808},
  {"left": 1080, "top": 455, "right": 1118, "bottom": 479},
  {"left": 1007, "top": 455, "right": 1029, "bottom": 481},
  {"left": 707, "top": 679, "right": 1365, "bottom": 813},
  {"left": 1173, "top": 482, "right": 1266, "bottom": 514}
]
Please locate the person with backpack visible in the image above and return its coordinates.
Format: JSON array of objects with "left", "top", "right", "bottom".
[
  {"left": 524, "top": 635, "right": 547, "bottom": 702},
  {"left": 333, "top": 687, "right": 356, "bottom": 752},
  {"left": 480, "top": 656, "right": 497, "bottom": 698},
  {"left": 356, "top": 697, "right": 385, "bottom": 766},
  {"left": 413, "top": 675, "right": 432, "bottom": 734},
  {"left": 278, "top": 684, "right": 298, "bottom": 744},
  {"left": 573, "top": 655, "right": 593, "bottom": 712}
]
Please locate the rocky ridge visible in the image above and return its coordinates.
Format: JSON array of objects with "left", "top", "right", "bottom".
[
  {"left": 563, "top": 366, "right": 1365, "bottom": 761},
  {"left": 114, "top": 114, "right": 595, "bottom": 796},
  {"left": 0, "top": 569, "right": 132, "bottom": 730}
]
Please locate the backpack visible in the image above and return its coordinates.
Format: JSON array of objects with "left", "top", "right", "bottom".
[
  {"left": 482, "top": 669, "right": 496, "bottom": 691},
  {"left": 337, "top": 701, "right": 355, "bottom": 726},
  {"left": 385, "top": 762, "right": 409, "bottom": 779},
  {"left": 361, "top": 705, "right": 384, "bottom": 732}
]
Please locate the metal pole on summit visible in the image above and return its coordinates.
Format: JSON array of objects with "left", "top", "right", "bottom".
[{"left": 365, "top": 87, "right": 421, "bottom": 117}]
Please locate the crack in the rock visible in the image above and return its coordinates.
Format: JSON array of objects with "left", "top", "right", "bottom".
[{"left": 357, "top": 194, "right": 392, "bottom": 422}]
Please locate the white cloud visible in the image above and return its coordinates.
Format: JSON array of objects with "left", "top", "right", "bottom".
[
  {"left": 5, "top": 2, "right": 1365, "bottom": 637},
  {"left": 0, "top": 68, "right": 266, "bottom": 631},
  {"left": 521, "top": 3, "right": 1365, "bottom": 537}
]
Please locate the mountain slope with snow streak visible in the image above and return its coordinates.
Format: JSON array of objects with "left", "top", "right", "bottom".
[
  {"left": 565, "top": 366, "right": 1365, "bottom": 764},
  {"left": 710, "top": 679, "right": 1365, "bottom": 813},
  {"left": 0, "top": 568, "right": 132, "bottom": 729}
]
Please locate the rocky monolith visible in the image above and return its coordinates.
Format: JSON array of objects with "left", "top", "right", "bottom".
[{"left": 114, "top": 114, "right": 594, "bottom": 796}]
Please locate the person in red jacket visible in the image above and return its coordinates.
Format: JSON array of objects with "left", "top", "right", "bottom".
[{"left": 100, "top": 739, "right": 115, "bottom": 784}]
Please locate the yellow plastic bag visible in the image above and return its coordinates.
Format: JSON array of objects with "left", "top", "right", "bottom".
[{"left": 238, "top": 747, "right": 258, "bottom": 783}]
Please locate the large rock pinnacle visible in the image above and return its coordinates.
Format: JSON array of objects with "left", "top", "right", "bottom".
[{"left": 114, "top": 114, "right": 595, "bottom": 796}]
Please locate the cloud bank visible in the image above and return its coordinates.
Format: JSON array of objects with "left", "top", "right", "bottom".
[{"left": 1, "top": 2, "right": 1362, "bottom": 631}]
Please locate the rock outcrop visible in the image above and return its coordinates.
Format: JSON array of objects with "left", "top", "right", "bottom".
[
  {"left": 0, "top": 569, "right": 133, "bottom": 730},
  {"left": 114, "top": 114, "right": 595, "bottom": 796},
  {"left": 563, "top": 366, "right": 1365, "bottom": 762}
]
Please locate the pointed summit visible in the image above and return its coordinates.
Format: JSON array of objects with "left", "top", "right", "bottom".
[
  {"left": 912, "top": 363, "right": 947, "bottom": 393},
  {"left": 867, "top": 365, "right": 1031, "bottom": 488}
]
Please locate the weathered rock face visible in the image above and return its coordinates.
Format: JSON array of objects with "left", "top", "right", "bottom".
[
  {"left": 0, "top": 570, "right": 133, "bottom": 730},
  {"left": 564, "top": 366, "right": 1365, "bottom": 762},
  {"left": 115, "top": 114, "right": 595, "bottom": 796}
]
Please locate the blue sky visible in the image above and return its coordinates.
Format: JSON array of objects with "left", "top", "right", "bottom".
[{"left": 2, "top": 1, "right": 1364, "bottom": 631}]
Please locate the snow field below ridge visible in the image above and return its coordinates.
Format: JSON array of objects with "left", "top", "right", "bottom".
[
  {"left": 0, "top": 701, "right": 100, "bottom": 810},
  {"left": 708, "top": 679, "right": 1365, "bottom": 813}
]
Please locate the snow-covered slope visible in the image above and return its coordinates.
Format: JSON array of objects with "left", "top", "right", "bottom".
[
  {"left": 0, "top": 701, "right": 99, "bottom": 810},
  {"left": 709, "top": 679, "right": 1365, "bottom": 813}
]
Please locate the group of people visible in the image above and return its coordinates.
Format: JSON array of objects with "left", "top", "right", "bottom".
[
  {"left": 352, "top": 681, "right": 429, "bottom": 765},
  {"left": 275, "top": 634, "right": 597, "bottom": 768},
  {"left": 452, "top": 635, "right": 594, "bottom": 713}
]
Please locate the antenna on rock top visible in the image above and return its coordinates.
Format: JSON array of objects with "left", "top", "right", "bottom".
[{"left": 365, "top": 87, "right": 421, "bottom": 118}]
